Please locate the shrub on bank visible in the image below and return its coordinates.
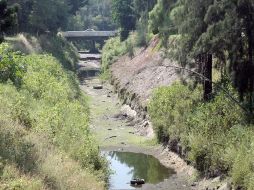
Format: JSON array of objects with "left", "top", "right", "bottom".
[
  {"left": 0, "top": 164, "right": 46, "bottom": 190},
  {"left": 101, "top": 37, "right": 127, "bottom": 73},
  {"left": 39, "top": 34, "right": 79, "bottom": 71},
  {"left": 0, "top": 43, "right": 107, "bottom": 189},
  {"left": 149, "top": 82, "right": 254, "bottom": 189},
  {"left": 5, "top": 34, "right": 79, "bottom": 71},
  {"left": 148, "top": 83, "right": 202, "bottom": 142}
]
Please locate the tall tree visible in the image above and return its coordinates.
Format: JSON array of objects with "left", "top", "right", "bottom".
[
  {"left": 67, "top": 0, "right": 116, "bottom": 31},
  {"left": 173, "top": 0, "right": 214, "bottom": 101},
  {"left": 133, "top": 0, "right": 156, "bottom": 19},
  {"left": 112, "top": 0, "right": 136, "bottom": 41},
  {"left": 7, "top": 0, "right": 33, "bottom": 32},
  {"left": 29, "top": 0, "right": 70, "bottom": 33},
  {"left": 148, "top": 0, "right": 177, "bottom": 47},
  {"left": 68, "top": 0, "right": 88, "bottom": 14},
  {"left": 0, "top": 0, "right": 18, "bottom": 42},
  {"left": 182, "top": 0, "right": 254, "bottom": 109}
]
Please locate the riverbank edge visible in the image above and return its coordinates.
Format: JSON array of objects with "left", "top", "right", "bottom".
[{"left": 107, "top": 71, "right": 231, "bottom": 190}]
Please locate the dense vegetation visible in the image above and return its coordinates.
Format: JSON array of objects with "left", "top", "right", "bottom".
[
  {"left": 6, "top": 0, "right": 87, "bottom": 33},
  {"left": 0, "top": 0, "right": 18, "bottom": 42},
  {"left": 69, "top": 0, "right": 116, "bottom": 31},
  {"left": 0, "top": 43, "right": 108, "bottom": 189},
  {"left": 148, "top": 83, "right": 254, "bottom": 189},
  {"left": 110, "top": 0, "right": 254, "bottom": 107},
  {"left": 2, "top": 0, "right": 254, "bottom": 189},
  {"left": 0, "top": 0, "right": 110, "bottom": 188},
  {"left": 101, "top": 0, "right": 254, "bottom": 189}
]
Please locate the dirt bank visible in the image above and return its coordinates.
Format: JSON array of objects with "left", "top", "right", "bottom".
[
  {"left": 78, "top": 52, "right": 199, "bottom": 189},
  {"left": 81, "top": 78, "right": 195, "bottom": 190},
  {"left": 111, "top": 37, "right": 180, "bottom": 118},
  {"left": 109, "top": 38, "right": 232, "bottom": 190}
]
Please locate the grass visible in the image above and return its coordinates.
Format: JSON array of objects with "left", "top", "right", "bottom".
[
  {"left": 148, "top": 82, "right": 254, "bottom": 189},
  {"left": 5, "top": 33, "right": 79, "bottom": 71},
  {"left": 0, "top": 43, "right": 108, "bottom": 189}
]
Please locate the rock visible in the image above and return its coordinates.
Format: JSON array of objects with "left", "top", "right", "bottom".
[
  {"left": 218, "top": 182, "right": 232, "bottom": 190},
  {"left": 93, "top": 85, "right": 103, "bottom": 89},
  {"left": 212, "top": 177, "right": 221, "bottom": 183},
  {"left": 120, "top": 105, "right": 137, "bottom": 118}
]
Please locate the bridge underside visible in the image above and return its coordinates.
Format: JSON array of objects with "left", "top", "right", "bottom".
[
  {"left": 62, "top": 31, "right": 117, "bottom": 52},
  {"left": 62, "top": 31, "right": 118, "bottom": 40},
  {"left": 64, "top": 36, "right": 112, "bottom": 41}
]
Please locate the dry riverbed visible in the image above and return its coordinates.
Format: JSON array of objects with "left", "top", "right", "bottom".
[
  {"left": 78, "top": 55, "right": 230, "bottom": 190},
  {"left": 79, "top": 75, "right": 194, "bottom": 189}
]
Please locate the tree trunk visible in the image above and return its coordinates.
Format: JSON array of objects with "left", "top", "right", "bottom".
[
  {"left": 247, "top": 24, "right": 253, "bottom": 113},
  {"left": 203, "top": 54, "right": 213, "bottom": 101}
]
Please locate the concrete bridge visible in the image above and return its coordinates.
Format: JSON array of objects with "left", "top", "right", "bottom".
[
  {"left": 62, "top": 30, "right": 118, "bottom": 40},
  {"left": 61, "top": 30, "right": 118, "bottom": 52}
]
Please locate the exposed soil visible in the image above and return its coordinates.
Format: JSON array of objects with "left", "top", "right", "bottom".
[
  {"left": 80, "top": 79, "right": 196, "bottom": 190},
  {"left": 79, "top": 40, "right": 230, "bottom": 189},
  {"left": 108, "top": 37, "right": 232, "bottom": 190},
  {"left": 111, "top": 37, "right": 180, "bottom": 118},
  {"left": 78, "top": 54, "right": 197, "bottom": 190}
]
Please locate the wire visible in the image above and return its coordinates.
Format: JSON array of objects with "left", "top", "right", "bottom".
[{"left": 159, "top": 64, "right": 251, "bottom": 114}]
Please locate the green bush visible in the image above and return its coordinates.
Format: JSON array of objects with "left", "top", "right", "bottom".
[
  {"left": 19, "top": 54, "right": 106, "bottom": 173},
  {"left": 39, "top": 34, "right": 78, "bottom": 71},
  {"left": 101, "top": 37, "right": 127, "bottom": 72},
  {"left": 0, "top": 43, "right": 25, "bottom": 86},
  {"left": 135, "top": 14, "right": 149, "bottom": 47},
  {"left": 148, "top": 82, "right": 202, "bottom": 142},
  {"left": 149, "top": 82, "right": 254, "bottom": 189},
  {"left": 223, "top": 127, "right": 254, "bottom": 189},
  {"left": 185, "top": 92, "right": 245, "bottom": 175},
  {"left": 0, "top": 43, "right": 107, "bottom": 189}
]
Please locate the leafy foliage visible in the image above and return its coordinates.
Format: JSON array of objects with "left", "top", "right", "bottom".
[
  {"left": 149, "top": 83, "right": 202, "bottom": 142},
  {"left": 0, "top": 0, "right": 18, "bottom": 42},
  {"left": 0, "top": 43, "right": 108, "bottom": 188},
  {"left": 7, "top": 0, "right": 89, "bottom": 34},
  {"left": 101, "top": 37, "right": 128, "bottom": 72},
  {"left": 0, "top": 43, "right": 25, "bottom": 86},
  {"left": 148, "top": 82, "right": 254, "bottom": 188},
  {"left": 38, "top": 34, "right": 79, "bottom": 71},
  {"left": 69, "top": 0, "right": 116, "bottom": 31},
  {"left": 112, "top": 0, "right": 136, "bottom": 40}
]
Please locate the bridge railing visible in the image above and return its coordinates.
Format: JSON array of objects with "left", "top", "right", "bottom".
[{"left": 62, "top": 31, "right": 118, "bottom": 38}]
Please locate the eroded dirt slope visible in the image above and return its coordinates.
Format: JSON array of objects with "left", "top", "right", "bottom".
[{"left": 111, "top": 37, "right": 179, "bottom": 114}]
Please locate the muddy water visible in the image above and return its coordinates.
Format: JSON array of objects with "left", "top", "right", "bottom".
[{"left": 103, "top": 151, "right": 175, "bottom": 190}]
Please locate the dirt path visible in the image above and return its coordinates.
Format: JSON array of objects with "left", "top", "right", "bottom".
[{"left": 78, "top": 55, "right": 197, "bottom": 190}]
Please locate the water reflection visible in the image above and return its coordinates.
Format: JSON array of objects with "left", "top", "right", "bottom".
[{"left": 104, "top": 151, "right": 175, "bottom": 190}]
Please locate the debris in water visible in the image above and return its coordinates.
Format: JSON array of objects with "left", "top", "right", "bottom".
[
  {"left": 130, "top": 178, "right": 145, "bottom": 185},
  {"left": 93, "top": 85, "right": 103, "bottom": 89},
  {"left": 104, "top": 136, "right": 117, "bottom": 140}
]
